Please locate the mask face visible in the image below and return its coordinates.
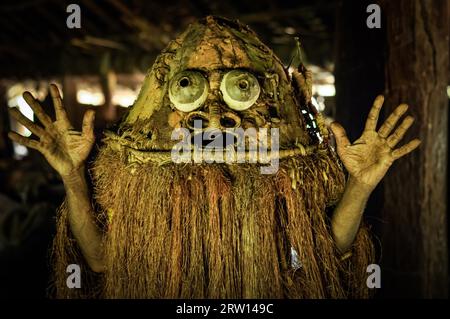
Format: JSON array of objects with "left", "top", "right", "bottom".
[{"left": 108, "top": 16, "right": 321, "bottom": 160}]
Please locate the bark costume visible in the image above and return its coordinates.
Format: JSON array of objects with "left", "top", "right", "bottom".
[{"left": 53, "top": 16, "right": 374, "bottom": 298}]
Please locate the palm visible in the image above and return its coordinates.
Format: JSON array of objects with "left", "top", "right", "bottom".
[
  {"left": 339, "top": 131, "right": 394, "bottom": 187},
  {"left": 8, "top": 84, "right": 95, "bottom": 177},
  {"left": 42, "top": 122, "right": 94, "bottom": 174},
  {"left": 331, "top": 96, "right": 420, "bottom": 190}
]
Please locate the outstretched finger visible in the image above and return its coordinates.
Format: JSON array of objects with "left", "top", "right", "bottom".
[
  {"left": 330, "top": 122, "right": 351, "bottom": 149},
  {"left": 378, "top": 103, "right": 409, "bottom": 138},
  {"left": 82, "top": 109, "right": 95, "bottom": 140},
  {"left": 386, "top": 116, "right": 414, "bottom": 148},
  {"left": 49, "top": 84, "right": 70, "bottom": 125},
  {"left": 8, "top": 132, "right": 41, "bottom": 151},
  {"left": 9, "top": 107, "right": 48, "bottom": 139},
  {"left": 392, "top": 139, "right": 421, "bottom": 160},
  {"left": 364, "top": 95, "right": 384, "bottom": 132},
  {"left": 22, "top": 92, "right": 52, "bottom": 127}
]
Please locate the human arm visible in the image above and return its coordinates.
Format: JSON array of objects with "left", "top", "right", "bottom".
[
  {"left": 8, "top": 84, "right": 105, "bottom": 272},
  {"left": 329, "top": 95, "right": 421, "bottom": 253}
]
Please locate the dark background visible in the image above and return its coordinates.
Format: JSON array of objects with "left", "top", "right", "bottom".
[{"left": 0, "top": 0, "right": 448, "bottom": 298}]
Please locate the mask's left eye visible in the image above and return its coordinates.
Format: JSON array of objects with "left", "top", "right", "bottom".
[
  {"left": 220, "top": 70, "right": 260, "bottom": 111},
  {"left": 168, "top": 71, "right": 209, "bottom": 112}
]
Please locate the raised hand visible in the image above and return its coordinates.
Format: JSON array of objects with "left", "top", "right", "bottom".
[
  {"left": 8, "top": 84, "right": 104, "bottom": 272},
  {"left": 8, "top": 84, "right": 95, "bottom": 177},
  {"left": 330, "top": 95, "right": 421, "bottom": 191}
]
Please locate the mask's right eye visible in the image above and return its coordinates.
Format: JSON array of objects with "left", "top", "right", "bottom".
[{"left": 168, "top": 71, "right": 209, "bottom": 112}]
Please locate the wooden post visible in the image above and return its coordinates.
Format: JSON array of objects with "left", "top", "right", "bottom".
[{"left": 381, "top": 0, "right": 448, "bottom": 298}]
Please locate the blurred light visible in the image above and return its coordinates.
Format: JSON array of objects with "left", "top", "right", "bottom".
[
  {"left": 112, "top": 87, "right": 138, "bottom": 108},
  {"left": 8, "top": 95, "right": 33, "bottom": 137},
  {"left": 13, "top": 144, "right": 28, "bottom": 158},
  {"left": 313, "top": 84, "right": 335, "bottom": 97},
  {"left": 113, "top": 94, "right": 135, "bottom": 107},
  {"left": 77, "top": 89, "right": 105, "bottom": 105},
  {"left": 16, "top": 96, "right": 34, "bottom": 137},
  {"left": 287, "top": 66, "right": 295, "bottom": 76},
  {"left": 284, "top": 27, "right": 296, "bottom": 35},
  {"left": 8, "top": 94, "right": 32, "bottom": 158},
  {"left": 311, "top": 96, "right": 326, "bottom": 112},
  {"left": 447, "top": 86, "right": 450, "bottom": 99},
  {"left": 17, "top": 96, "right": 34, "bottom": 121}
]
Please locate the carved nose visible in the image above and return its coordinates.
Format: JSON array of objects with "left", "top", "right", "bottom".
[
  {"left": 207, "top": 102, "right": 222, "bottom": 129},
  {"left": 205, "top": 102, "right": 241, "bottom": 130}
]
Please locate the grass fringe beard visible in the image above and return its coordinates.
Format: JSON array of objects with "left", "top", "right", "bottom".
[{"left": 51, "top": 143, "right": 374, "bottom": 298}]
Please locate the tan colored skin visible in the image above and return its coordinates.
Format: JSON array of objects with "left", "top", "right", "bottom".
[
  {"left": 8, "top": 86, "right": 420, "bottom": 271},
  {"left": 8, "top": 85, "right": 104, "bottom": 272},
  {"left": 330, "top": 95, "right": 420, "bottom": 252}
]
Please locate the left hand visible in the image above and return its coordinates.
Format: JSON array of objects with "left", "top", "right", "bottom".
[{"left": 330, "top": 95, "right": 421, "bottom": 192}]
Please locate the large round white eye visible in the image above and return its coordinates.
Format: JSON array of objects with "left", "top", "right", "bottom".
[
  {"left": 168, "top": 71, "right": 208, "bottom": 112},
  {"left": 220, "top": 70, "right": 260, "bottom": 111}
]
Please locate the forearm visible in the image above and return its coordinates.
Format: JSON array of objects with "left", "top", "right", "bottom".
[
  {"left": 62, "top": 167, "right": 105, "bottom": 273},
  {"left": 331, "top": 176, "right": 372, "bottom": 253}
]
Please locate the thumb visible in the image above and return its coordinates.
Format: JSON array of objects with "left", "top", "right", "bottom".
[{"left": 330, "top": 122, "right": 350, "bottom": 149}]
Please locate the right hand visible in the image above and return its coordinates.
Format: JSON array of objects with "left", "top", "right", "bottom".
[{"left": 8, "top": 84, "right": 95, "bottom": 178}]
